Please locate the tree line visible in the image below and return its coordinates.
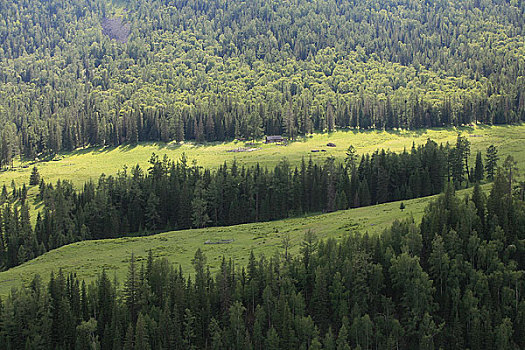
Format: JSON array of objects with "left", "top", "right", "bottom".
[
  {"left": 1, "top": 0, "right": 525, "bottom": 165},
  {"left": 0, "top": 170, "right": 524, "bottom": 349},
  {"left": 1, "top": 137, "right": 497, "bottom": 270}
]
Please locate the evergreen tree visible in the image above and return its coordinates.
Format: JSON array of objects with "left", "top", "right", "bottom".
[
  {"left": 134, "top": 313, "right": 150, "bottom": 350},
  {"left": 0, "top": 185, "right": 7, "bottom": 203},
  {"left": 265, "top": 327, "right": 280, "bottom": 350},
  {"left": 485, "top": 145, "right": 499, "bottom": 180},
  {"left": 124, "top": 253, "right": 139, "bottom": 323},
  {"left": 503, "top": 155, "right": 519, "bottom": 196},
  {"left": 191, "top": 248, "right": 210, "bottom": 347},
  {"left": 29, "top": 166, "right": 41, "bottom": 186},
  {"left": 495, "top": 318, "right": 514, "bottom": 350},
  {"left": 323, "top": 327, "right": 336, "bottom": 350},
  {"left": 474, "top": 151, "right": 484, "bottom": 182},
  {"left": 97, "top": 269, "right": 114, "bottom": 341},
  {"left": 209, "top": 318, "right": 224, "bottom": 350},
  {"left": 192, "top": 180, "right": 210, "bottom": 228},
  {"left": 229, "top": 301, "right": 246, "bottom": 350},
  {"left": 123, "top": 324, "right": 134, "bottom": 350},
  {"left": 145, "top": 193, "right": 160, "bottom": 232},
  {"left": 336, "top": 318, "right": 350, "bottom": 350},
  {"left": 451, "top": 135, "right": 470, "bottom": 187},
  {"left": 183, "top": 308, "right": 196, "bottom": 350},
  {"left": 345, "top": 145, "right": 358, "bottom": 171}
]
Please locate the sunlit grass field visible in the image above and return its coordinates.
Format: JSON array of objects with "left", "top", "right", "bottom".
[
  {"left": 0, "top": 124, "right": 522, "bottom": 296},
  {"left": 0, "top": 186, "right": 485, "bottom": 297},
  {"left": 2, "top": 124, "right": 524, "bottom": 189}
]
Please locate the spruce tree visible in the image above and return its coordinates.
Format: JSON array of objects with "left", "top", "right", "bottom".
[
  {"left": 265, "top": 327, "right": 280, "bottom": 350},
  {"left": 192, "top": 180, "right": 210, "bottom": 228},
  {"left": 183, "top": 308, "right": 196, "bottom": 350},
  {"left": 474, "top": 151, "right": 484, "bottom": 182},
  {"left": 29, "top": 166, "right": 40, "bottom": 186},
  {"left": 485, "top": 145, "right": 499, "bottom": 180},
  {"left": 134, "top": 313, "right": 150, "bottom": 350},
  {"left": 123, "top": 324, "right": 134, "bottom": 350},
  {"left": 229, "top": 301, "right": 247, "bottom": 350},
  {"left": 326, "top": 102, "right": 336, "bottom": 132},
  {"left": 209, "top": 318, "right": 224, "bottom": 350},
  {"left": 145, "top": 193, "right": 160, "bottom": 232},
  {"left": 97, "top": 269, "right": 114, "bottom": 340},
  {"left": 323, "top": 327, "right": 336, "bottom": 350},
  {"left": 124, "top": 253, "right": 139, "bottom": 323},
  {"left": 0, "top": 184, "right": 7, "bottom": 203},
  {"left": 336, "top": 317, "right": 350, "bottom": 350}
]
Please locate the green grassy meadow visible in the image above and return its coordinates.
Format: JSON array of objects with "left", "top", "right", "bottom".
[
  {"left": 0, "top": 124, "right": 522, "bottom": 296},
  {"left": 0, "top": 187, "right": 483, "bottom": 297},
  {"left": 2, "top": 124, "right": 525, "bottom": 189}
]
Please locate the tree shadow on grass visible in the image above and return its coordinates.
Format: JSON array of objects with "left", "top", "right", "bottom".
[
  {"left": 156, "top": 139, "right": 237, "bottom": 150},
  {"left": 68, "top": 145, "right": 118, "bottom": 156}
]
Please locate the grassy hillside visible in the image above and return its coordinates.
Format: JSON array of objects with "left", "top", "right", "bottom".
[
  {"left": 0, "top": 125, "right": 521, "bottom": 295},
  {"left": 0, "top": 185, "right": 484, "bottom": 297},
  {"left": 2, "top": 125, "right": 525, "bottom": 189}
]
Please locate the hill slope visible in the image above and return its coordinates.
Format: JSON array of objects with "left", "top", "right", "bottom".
[{"left": 0, "top": 186, "right": 484, "bottom": 296}]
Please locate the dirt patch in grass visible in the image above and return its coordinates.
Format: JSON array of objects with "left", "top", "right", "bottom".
[{"left": 227, "top": 147, "right": 261, "bottom": 153}]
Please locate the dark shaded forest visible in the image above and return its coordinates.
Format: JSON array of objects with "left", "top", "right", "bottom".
[
  {"left": 0, "top": 172, "right": 524, "bottom": 349},
  {"left": 1, "top": 136, "right": 491, "bottom": 270},
  {"left": 1, "top": 0, "right": 525, "bottom": 166}
]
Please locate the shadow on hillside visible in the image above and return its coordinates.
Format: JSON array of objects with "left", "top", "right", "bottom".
[
  {"left": 57, "top": 139, "right": 239, "bottom": 158},
  {"left": 68, "top": 145, "right": 118, "bottom": 156},
  {"left": 24, "top": 123, "right": 524, "bottom": 164}
]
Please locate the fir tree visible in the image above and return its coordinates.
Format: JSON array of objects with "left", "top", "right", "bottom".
[
  {"left": 29, "top": 166, "right": 41, "bottom": 186},
  {"left": 192, "top": 180, "right": 210, "bottom": 228},
  {"left": 134, "top": 313, "right": 150, "bottom": 350},
  {"left": 485, "top": 145, "right": 499, "bottom": 180},
  {"left": 474, "top": 151, "right": 484, "bottom": 182},
  {"left": 124, "top": 253, "right": 139, "bottom": 323},
  {"left": 145, "top": 193, "right": 160, "bottom": 232}
]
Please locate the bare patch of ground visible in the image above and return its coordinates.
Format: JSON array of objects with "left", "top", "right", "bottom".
[
  {"left": 102, "top": 17, "right": 130, "bottom": 43},
  {"left": 226, "top": 147, "right": 261, "bottom": 153}
]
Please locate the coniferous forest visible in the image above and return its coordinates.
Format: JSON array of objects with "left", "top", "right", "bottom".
[
  {"left": 1, "top": 0, "right": 525, "bottom": 166},
  {"left": 0, "top": 172, "right": 524, "bottom": 349},
  {"left": 1, "top": 0, "right": 525, "bottom": 349},
  {"left": 1, "top": 137, "right": 485, "bottom": 269}
]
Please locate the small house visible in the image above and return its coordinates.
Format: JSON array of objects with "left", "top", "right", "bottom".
[{"left": 265, "top": 135, "right": 285, "bottom": 143}]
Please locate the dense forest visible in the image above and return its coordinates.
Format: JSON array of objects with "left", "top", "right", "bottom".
[
  {"left": 0, "top": 171, "right": 524, "bottom": 349},
  {"left": 1, "top": 0, "right": 525, "bottom": 166},
  {"left": 2, "top": 1, "right": 525, "bottom": 348},
  {"left": 0, "top": 136, "right": 494, "bottom": 269}
]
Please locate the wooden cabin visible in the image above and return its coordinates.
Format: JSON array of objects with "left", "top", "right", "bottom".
[{"left": 265, "top": 135, "right": 285, "bottom": 143}]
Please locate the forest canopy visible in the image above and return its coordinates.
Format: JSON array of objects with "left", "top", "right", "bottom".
[
  {"left": 0, "top": 0, "right": 525, "bottom": 165},
  {"left": 1, "top": 176, "right": 524, "bottom": 349}
]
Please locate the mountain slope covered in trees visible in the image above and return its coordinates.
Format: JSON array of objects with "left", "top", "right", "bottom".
[
  {"left": 1, "top": 0, "right": 525, "bottom": 165},
  {"left": 0, "top": 177, "right": 524, "bottom": 349},
  {"left": 0, "top": 187, "right": 438, "bottom": 297},
  {"left": 1, "top": 136, "right": 493, "bottom": 270}
]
